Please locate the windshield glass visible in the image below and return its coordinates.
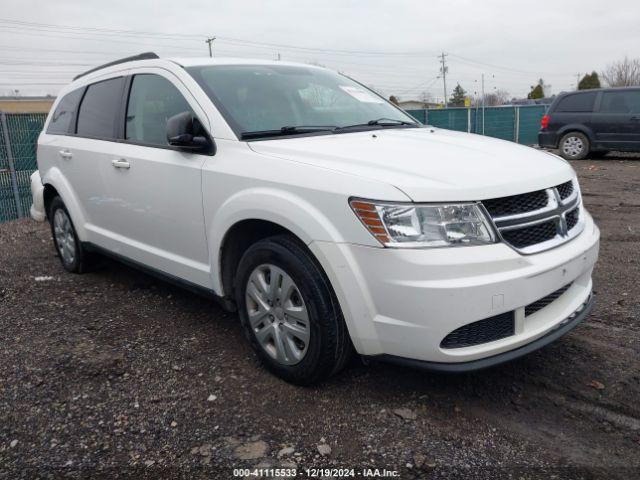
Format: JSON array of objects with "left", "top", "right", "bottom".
[{"left": 187, "top": 64, "right": 419, "bottom": 138}]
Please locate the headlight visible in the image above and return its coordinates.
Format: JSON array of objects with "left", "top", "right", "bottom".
[{"left": 350, "top": 199, "right": 497, "bottom": 248}]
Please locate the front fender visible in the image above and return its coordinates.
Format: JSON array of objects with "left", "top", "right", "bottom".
[
  {"left": 41, "top": 167, "right": 89, "bottom": 241},
  {"left": 209, "top": 187, "right": 352, "bottom": 294}
]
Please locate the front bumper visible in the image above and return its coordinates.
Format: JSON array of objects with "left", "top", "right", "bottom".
[
  {"left": 310, "top": 210, "right": 599, "bottom": 366},
  {"left": 373, "top": 293, "right": 593, "bottom": 372},
  {"left": 29, "top": 170, "right": 46, "bottom": 222}
]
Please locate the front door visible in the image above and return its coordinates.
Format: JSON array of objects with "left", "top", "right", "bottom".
[
  {"left": 593, "top": 89, "right": 640, "bottom": 150},
  {"left": 99, "top": 72, "right": 211, "bottom": 287}
]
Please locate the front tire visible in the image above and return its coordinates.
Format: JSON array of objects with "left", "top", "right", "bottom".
[
  {"left": 559, "top": 132, "right": 590, "bottom": 160},
  {"left": 234, "top": 235, "right": 351, "bottom": 385},
  {"left": 48, "top": 196, "right": 91, "bottom": 273}
]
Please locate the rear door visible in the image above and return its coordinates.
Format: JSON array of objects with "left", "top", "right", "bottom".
[
  {"left": 49, "top": 77, "right": 125, "bottom": 235},
  {"left": 98, "top": 71, "right": 211, "bottom": 287},
  {"left": 592, "top": 89, "right": 640, "bottom": 149}
]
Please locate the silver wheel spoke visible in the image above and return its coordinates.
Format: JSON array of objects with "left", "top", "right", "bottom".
[
  {"left": 282, "top": 321, "right": 310, "bottom": 345},
  {"left": 272, "top": 326, "right": 291, "bottom": 363},
  {"left": 254, "top": 323, "right": 273, "bottom": 345},
  {"left": 279, "top": 274, "right": 295, "bottom": 304}
]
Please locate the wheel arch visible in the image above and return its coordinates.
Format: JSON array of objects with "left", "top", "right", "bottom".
[
  {"left": 209, "top": 187, "right": 354, "bottom": 296},
  {"left": 40, "top": 167, "right": 89, "bottom": 240},
  {"left": 557, "top": 125, "right": 596, "bottom": 145}
]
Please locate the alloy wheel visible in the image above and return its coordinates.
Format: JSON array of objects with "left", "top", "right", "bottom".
[
  {"left": 53, "top": 209, "right": 76, "bottom": 266},
  {"left": 245, "top": 263, "right": 310, "bottom": 365},
  {"left": 562, "top": 136, "right": 584, "bottom": 158}
]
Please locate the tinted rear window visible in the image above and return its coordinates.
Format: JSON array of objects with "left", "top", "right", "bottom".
[
  {"left": 555, "top": 92, "right": 597, "bottom": 112},
  {"left": 47, "top": 88, "right": 83, "bottom": 135},
  {"left": 77, "top": 77, "right": 125, "bottom": 139},
  {"left": 600, "top": 90, "right": 640, "bottom": 114}
]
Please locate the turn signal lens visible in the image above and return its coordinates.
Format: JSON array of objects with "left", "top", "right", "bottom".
[{"left": 350, "top": 200, "right": 390, "bottom": 244}]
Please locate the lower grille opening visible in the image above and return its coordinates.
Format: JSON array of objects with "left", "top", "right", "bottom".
[
  {"left": 501, "top": 220, "right": 557, "bottom": 249},
  {"left": 441, "top": 312, "right": 515, "bottom": 349},
  {"left": 525, "top": 283, "right": 572, "bottom": 317}
]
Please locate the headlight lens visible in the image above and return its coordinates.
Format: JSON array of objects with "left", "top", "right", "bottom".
[{"left": 350, "top": 199, "right": 497, "bottom": 248}]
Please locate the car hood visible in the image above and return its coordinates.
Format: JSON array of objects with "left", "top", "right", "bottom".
[{"left": 248, "top": 127, "right": 575, "bottom": 202}]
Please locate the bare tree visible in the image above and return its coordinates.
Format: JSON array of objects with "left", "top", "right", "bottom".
[
  {"left": 483, "top": 89, "right": 510, "bottom": 106},
  {"left": 471, "top": 89, "right": 511, "bottom": 106},
  {"left": 601, "top": 56, "right": 640, "bottom": 87}
]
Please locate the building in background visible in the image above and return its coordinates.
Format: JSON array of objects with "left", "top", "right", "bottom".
[
  {"left": 0, "top": 96, "right": 56, "bottom": 113},
  {"left": 398, "top": 99, "right": 440, "bottom": 110}
]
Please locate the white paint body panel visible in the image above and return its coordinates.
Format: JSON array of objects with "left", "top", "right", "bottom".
[{"left": 33, "top": 57, "right": 599, "bottom": 365}]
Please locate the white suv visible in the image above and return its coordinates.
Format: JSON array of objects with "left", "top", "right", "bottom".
[{"left": 31, "top": 53, "right": 599, "bottom": 384}]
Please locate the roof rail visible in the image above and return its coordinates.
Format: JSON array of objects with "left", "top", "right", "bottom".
[{"left": 73, "top": 52, "right": 159, "bottom": 81}]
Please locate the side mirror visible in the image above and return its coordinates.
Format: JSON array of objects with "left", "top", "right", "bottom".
[{"left": 166, "top": 111, "right": 210, "bottom": 153}]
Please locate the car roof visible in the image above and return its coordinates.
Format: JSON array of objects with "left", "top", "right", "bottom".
[
  {"left": 60, "top": 55, "right": 329, "bottom": 98},
  {"left": 557, "top": 86, "right": 640, "bottom": 97}
]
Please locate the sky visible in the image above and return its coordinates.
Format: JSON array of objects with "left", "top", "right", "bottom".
[{"left": 1, "top": 0, "right": 639, "bottom": 102}]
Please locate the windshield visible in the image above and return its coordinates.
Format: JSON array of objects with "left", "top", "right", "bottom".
[{"left": 187, "top": 64, "right": 419, "bottom": 139}]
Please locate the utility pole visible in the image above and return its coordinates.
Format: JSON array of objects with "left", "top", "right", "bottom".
[
  {"left": 575, "top": 73, "right": 581, "bottom": 90},
  {"left": 439, "top": 52, "right": 448, "bottom": 107},
  {"left": 481, "top": 73, "right": 485, "bottom": 135},
  {"left": 205, "top": 36, "right": 216, "bottom": 58}
]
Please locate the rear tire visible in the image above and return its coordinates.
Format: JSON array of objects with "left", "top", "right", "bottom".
[
  {"left": 559, "top": 132, "right": 590, "bottom": 160},
  {"left": 48, "top": 196, "right": 92, "bottom": 273},
  {"left": 234, "top": 234, "right": 352, "bottom": 385}
]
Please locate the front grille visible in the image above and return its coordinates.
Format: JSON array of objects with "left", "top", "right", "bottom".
[
  {"left": 482, "top": 189, "right": 548, "bottom": 217},
  {"left": 525, "top": 283, "right": 572, "bottom": 317},
  {"left": 501, "top": 220, "right": 557, "bottom": 248},
  {"left": 482, "top": 179, "right": 583, "bottom": 253},
  {"left": 566, "top": 207, "right": 579, "bottom": 231},
  {"left": 556, "top": 180, "right": 574, "bottom": 200},
  {"left": 440, "top": 312, "right": 515, "bottom": 349}
]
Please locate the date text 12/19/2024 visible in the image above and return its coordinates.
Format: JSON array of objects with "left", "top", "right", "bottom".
[{"left": 233, "top": 468, "right": 401, "bottom": 477}]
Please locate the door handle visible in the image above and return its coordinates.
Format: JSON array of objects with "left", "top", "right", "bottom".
[
  {"left": 59, "top": 149, "right": 73, "bottom": 159},
  {"left": 111, "top": 159, "right": 130, "bottom": 169}
]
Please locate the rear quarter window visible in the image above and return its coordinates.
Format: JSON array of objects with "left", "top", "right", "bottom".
[
  {"left": 76, "top": 77, "right": 125, "bottom": 139},
  {"left": 46, "top": 88, "right": 83, "bottom": 135},
  {"left": 555, "top": 92, "right": 597, "bottom": 113}
]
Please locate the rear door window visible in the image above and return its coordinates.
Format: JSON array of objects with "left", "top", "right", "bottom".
[
  {"left": 46, "top": 88, "right": 83, "bottom": 135},
  {"left": 555, "top": 92, "right": 597, "bottom": 112},
  {"left": 76, "top": 77, "right": 125, "bottom": 139},
  {"left": 600, "top": 90, "right": 640, "bottom": 113},
  {"left": 125, "top": 74, "right": 194, "bottom": 146}
]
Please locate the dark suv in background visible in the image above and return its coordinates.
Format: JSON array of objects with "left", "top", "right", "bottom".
[{"left": 539, "top": 87, "right": 640, "bottom": 159}]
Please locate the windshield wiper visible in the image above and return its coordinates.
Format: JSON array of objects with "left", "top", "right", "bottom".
[
  {"left": 241, "top": 125, "right": 337, "bottom": 140},
  {"left": 337, "top": 118, "right": 418, "bottom": 131}
]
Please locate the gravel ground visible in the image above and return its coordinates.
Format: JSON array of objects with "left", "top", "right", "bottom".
[{"left": 1, "top": 156, "right": 639, "bottom": 479}]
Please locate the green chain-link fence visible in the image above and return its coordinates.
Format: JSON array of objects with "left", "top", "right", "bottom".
[
  {"left": 406, "top": 105, "right": 548, "bottom": 144},
  {"left": 0, "top": 112, "right": 47, "bottom": 223}
]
